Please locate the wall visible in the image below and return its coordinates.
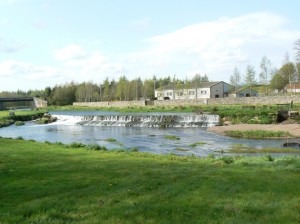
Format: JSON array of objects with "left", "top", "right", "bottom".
[
  {"left": 73, "top": 95, "right": 300, "bottom": 108},
  {"left": 33, "top": 97, "right": 48, "bottom": 108},
  {"left": 154, "top": 95, "right": 300, "bottom": 107},
  {"left": 73, "top": 100, "right": 146, "bottom": 107},
  {"left": 210, "top": 83, "right": 223, "bottom": 98}
]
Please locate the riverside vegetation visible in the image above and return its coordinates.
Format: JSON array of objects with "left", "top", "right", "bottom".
[
  {"left": 0, "top": 110, "right": 45, "bottom": 128},
  {"left": 0, "top": 138, "right": 300, "bottom": 223}
]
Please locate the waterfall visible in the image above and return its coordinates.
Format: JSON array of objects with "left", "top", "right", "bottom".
[{"left": 53, "top": 114, "right": 219, "bottom": 127}]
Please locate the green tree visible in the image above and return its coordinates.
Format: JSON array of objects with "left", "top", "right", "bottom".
[
  {"left": 244, "top": 65, "right": 256, "bottom": 89},
  {"left": 102, "top": 78, "right": 111, "bottom": 101},
  {"left": 280, "top": 62, "right": 297, "bottom": 86},
  {"left": 230, "top": 67, "right": 241, "bottom": 91},
  {"left": 51, "top": 82, "right": 77, "bottom": 106},
  {"left": 143, "top": 79, "right": 155, "bottom": 99},
  {"left": 269, "top": 72, "right": 285, "bottom": 92},
  {"left": 259, "top": 56, "right": 273, "bottom": 95},
  {"left": 75, "top": 82, "right": 99, "bottom": 102},
  {"left": 295, "top": 38, "right": 300, "bottom": 62},
  {"left": 116, "top": 76, "right": 128, "bottom": 101}
]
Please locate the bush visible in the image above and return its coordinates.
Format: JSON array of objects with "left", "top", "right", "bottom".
[
  {"left": 264, "top": 154, "right": 274, "bottom": 162},
  {"left": 105, "top": 138, "right": 117, "bottom": 142},
  {"left": 15, "top": 121, "right": 25, "bottom": 126},
  {"left": 36, "top": 118, "right": 49, "bottom": 124},
  {"left": 70, "top": 142, "right": 86, "bottom": 148},
  {"left": 86, "top": 144, "right": 107, "bottom": 151},
  {"left": 220, "top": 156, "right": 235, "bottom": 165}
]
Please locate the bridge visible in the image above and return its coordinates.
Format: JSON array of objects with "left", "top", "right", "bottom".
[{"left": 0, "top": 97, "right": 47, "bottom": 110}]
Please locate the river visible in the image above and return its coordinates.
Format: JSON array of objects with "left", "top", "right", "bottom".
[{"left": 0, "top": 110, "right": 290, "bottom": 157}]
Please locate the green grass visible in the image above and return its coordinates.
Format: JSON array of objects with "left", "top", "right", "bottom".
[
  {"left": 0, "top": 138, "right": 300, "bottom": 223},
  {"left": 0, "top": 110, "right": 45, "bottom": 128},
  {"left": 175, "top": 147, "right": 189, "bottom": 151},
  {"left": 224, "top": 130, "right": 292, "bottom": 139},
  {"left": 104, "top": 138, "right": 117, "bottom": 142},
  {"left": 189, "top": 142, "right": 207, "bottom": 147},
  {"left": 229, "top": 144, "right": 300, "bottom": 153},
  {"left": 164, "top": 135, "right": 180, "bottom": 140}
]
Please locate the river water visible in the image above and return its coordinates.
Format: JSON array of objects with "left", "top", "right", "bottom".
[{"left": 0, "top": 110, "right": 290, "bottom": 157}]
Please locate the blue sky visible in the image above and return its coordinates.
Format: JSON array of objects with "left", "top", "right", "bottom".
[{"left": 0, "top": 0, "right": 300, "bottom": 91}]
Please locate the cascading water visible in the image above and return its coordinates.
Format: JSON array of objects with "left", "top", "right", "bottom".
[{"left": 54, "top": 114, "right": 220, "bottom": 127}]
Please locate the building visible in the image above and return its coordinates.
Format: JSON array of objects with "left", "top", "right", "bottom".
[
  {"left": 154, "top": 81, "right": 233, "bottom": 100},
  {"left": 231, "top": 87, "right": 259, "bottom": 97},
  {"left": 285, "top": 84, "right": 300, "bottom": 93}
]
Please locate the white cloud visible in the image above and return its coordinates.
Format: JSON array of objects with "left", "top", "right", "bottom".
[
  {"left": 126, "top": 12, "right": 300, "bottom": 81},
  {"left": 0, "top": 0, "right": 18, "bottom": 4},
  {"left": 0, "top": 60, "right": 60, "bottom": 80},
  {"left": 0, "top": 37, "right": 25, "bottom": 53},
  {"left": 128, "top": 18, "right": 151, "bottom": 31},
  {"left": 52, "top": 45, "right": 126, "bottom": 82},
  {"left": 57, "top": 11, "right": 299, "bottom": 84},
  {"left": 53, "top": 44, "right": 87, "bottom": 61},
  {"left": 2, "top": 11, "right": 300, "bottom": 91}
]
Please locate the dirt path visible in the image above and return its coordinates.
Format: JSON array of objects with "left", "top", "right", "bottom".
[{"left": 207, "top": 124, "right": 300, "bottom": 137}]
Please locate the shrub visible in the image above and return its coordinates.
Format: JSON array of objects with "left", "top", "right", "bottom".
[
  {"left": 86, "top": 144, "right": 107, "bottom": 151},
  {"left": 129, "top": 147, "right": 139, "bottom": 152},
  {"left": 220, "top": 156, "right": 234, "bottom": 165},
  {"left": 36, "top": 118, "right": 49, "bottom": 124},
  {"left": 264, "top": 154, "right": 274, "bottom": 162},
  {"left": 105, "top": 138, "right": 117, "bottom": 142},
  {"left": 70, "top": 142, "right": 86, "bottom": 148},
  {"left": 15, "top": 121, "right": 25, "bottom": 126}
]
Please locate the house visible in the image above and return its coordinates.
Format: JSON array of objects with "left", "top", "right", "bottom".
[
  {"left": 154, "top": 81, "right": 233, "bottom": 100},
  {"left": 231, "top": 87, "right": 259, "bottom": 97},
  {"left": 285, "top": 84, "right": 300, "bottom": 93}
]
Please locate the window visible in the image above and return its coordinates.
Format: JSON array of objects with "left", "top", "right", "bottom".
[
  {"left": 167, "top": 92, "right": 173, "bottom": 96},
  {"left": 201, "top": 90, "right": 207, "bottom": 95},
  {"left": 177, "top": 91, "right": 183, "bottom": 96},
  {"left": 189, "top": 91, "right": 194, "bottom": 95}
]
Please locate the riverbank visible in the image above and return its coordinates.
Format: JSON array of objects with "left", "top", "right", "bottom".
[
  {"left": 208, "top": 123, "right": 300, "bottom": 138},
  {"left": 1, "top": 138, "right": 300, "bottom": 223}
]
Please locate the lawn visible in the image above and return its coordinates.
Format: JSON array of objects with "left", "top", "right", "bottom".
[{"left": 0, "top": 138, "right": 299, "bottom": 223}]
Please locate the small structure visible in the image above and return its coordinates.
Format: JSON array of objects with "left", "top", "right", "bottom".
[
  {"left": 231, "top": 87, "right": 259, "bottom": 97},
  {"left": 0, "top": 97, "right": 47, "bottom": 110},
  {"left": 154, "top": 81, "right": 233, "bottom": 100}
]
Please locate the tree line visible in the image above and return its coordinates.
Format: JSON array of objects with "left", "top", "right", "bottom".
[
  {"left": 1, "top": 38, "right": 300, "bottom": 106},
  {"left": 0, "top": 74, "right": 209, "bottom": 106},
  {"left": 230, "top": 38, "right": 300, "bottom": 94}
]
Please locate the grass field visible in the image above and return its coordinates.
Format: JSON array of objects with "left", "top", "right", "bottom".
[{"left": 0, "top": 138, "right": 300, "bottom": 223}]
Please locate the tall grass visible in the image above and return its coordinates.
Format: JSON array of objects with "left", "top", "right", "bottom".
[{"left": 225, "top": 130, "right": 292, "bottom": 139}]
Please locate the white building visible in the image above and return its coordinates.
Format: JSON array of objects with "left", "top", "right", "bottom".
[
  {"left": 285, "top": 84, "right": 300, "bottom": 93},
  {"left": 155, "top": 81, "right": 233, "bottom": 100}
]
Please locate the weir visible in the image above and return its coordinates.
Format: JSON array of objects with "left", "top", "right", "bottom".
[{"left": 54, "top": 114, "right": 220, "bottom": 127}]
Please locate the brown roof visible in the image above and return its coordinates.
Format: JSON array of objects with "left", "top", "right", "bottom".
[
  {"left": 286, "top": 84, "right": 300, "bottom": 89},
  {"left": 155, "top": 81, "right": 225, "bottom": 91}
]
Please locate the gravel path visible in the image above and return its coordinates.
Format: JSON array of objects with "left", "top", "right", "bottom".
[{"left": 207, "top": 123, "right": 300, "bottom": 137}]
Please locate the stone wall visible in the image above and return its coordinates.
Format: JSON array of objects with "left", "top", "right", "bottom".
[
  {"left": 73, "top": 100, "right": 146, "bottom": 107},
  {"left": 154, "top": 96, "right": 300, "bottom": 107},
  {"left": 73, "top": 96, "right": 300, "bottom": 108},
  {"left": 33, "top": 97, "right": 48, "bottom": 108}
]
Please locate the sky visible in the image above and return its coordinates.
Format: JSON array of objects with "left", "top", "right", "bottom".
[{"left": 0, "top": 0, "right": 300, "bottom": 91}]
